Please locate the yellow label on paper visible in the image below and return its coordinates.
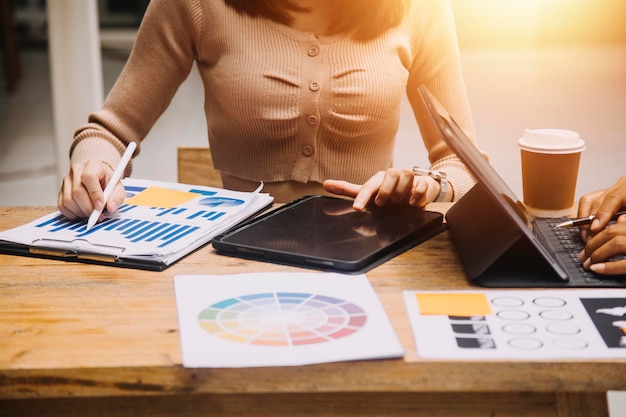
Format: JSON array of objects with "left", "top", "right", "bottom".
[
  {"left": 415, "top": 293, "right": 492, "bottom": 317},
  {"left": 125, "top": 187, "right": 199, "bottom": 208}
]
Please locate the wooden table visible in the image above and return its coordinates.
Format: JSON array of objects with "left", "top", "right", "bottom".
[{"left": 0, "top": 206, "right": 623, "bottom": 417}]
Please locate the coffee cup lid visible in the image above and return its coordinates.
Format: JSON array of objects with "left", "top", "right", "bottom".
[{"left": 518, "top": 129, "right": 586, "bottom": 154}]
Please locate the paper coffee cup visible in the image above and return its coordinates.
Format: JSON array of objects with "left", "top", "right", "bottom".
[{"left": 518, "top": 129, "right": 585, "bottom": 218}]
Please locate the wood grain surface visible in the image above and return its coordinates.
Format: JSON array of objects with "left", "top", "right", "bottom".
[{"left": 0, "top": 205, "right": 622, "bottom": 417}]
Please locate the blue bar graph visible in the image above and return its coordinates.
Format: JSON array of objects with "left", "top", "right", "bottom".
[
  {"left": 35, "top": 210, "right": 216, "bottom": 248},
  {"left": 185, "top": 210, "right": 225, "bottom": 221},
  {"left": 117, "top": 204, "right": 137, "bottom": 213},
  {"left": 187, "top": 210, "right": 206, "bottom": 220},
  {"left": 156, "top": 207, "right": 185, "bottom": 217},
  {"left": 16, "top": 179, "right": 267, "bottom": 264}
]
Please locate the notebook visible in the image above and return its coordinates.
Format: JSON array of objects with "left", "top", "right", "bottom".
[{"left": 418, "top": 85, "right": 626, "bottom": 287}]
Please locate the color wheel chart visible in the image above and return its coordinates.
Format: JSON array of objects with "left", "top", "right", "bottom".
[
  {"left": 197, "top": 292, "right": 367, "bottom": 346},
  {"left": 174, "top": 273, "right": 405, "bottom": 368}
]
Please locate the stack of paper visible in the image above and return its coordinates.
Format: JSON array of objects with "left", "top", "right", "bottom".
[{"left": 0, "top": 178, "right": 273, "bottom": 270}]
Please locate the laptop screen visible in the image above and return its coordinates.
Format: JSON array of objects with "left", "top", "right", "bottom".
[
  {"left": 418, "top": 85, "right": 569, "bottom": 283},
  {"left": 418, "top": 85, "right": 534, "bottom": 231}
]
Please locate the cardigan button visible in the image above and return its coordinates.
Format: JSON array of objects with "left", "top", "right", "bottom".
[
  {"left": 307, "top": 46, "right": 319, "bottom": 57},
  {"left": 302, "top": 145, "right": 314, "bottom": 156},
  {"left": 306, "top": 115, "right": 319, "bottom": 125}
]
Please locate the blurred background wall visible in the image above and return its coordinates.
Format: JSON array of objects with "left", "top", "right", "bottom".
[{"left": 1, "top": 0, "right": 625, "bottom": 206}]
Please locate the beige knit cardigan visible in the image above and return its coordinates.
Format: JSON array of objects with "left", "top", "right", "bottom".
[{"left": 70, "top": 0, "right": 478, "bottom": 200}]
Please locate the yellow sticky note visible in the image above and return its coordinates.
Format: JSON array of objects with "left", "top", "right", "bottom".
[
  {"left": 415, "top": 293, "right": 492, "bottom": 317},
  {"left": 125, "top": 187, "right": 199, "bottom": 208}
]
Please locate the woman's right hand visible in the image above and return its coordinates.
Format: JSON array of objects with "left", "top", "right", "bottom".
[
  {"left": 577, "top": 176, "right": 626, "bottom": 275},
  {"left": 323, "top": 168, "right": 442, "bottom": 211},
  {"left": 57, "top": 160, "right": 126, "bottom": 220},
  {"left": 577, "top": 176, "right": 626, "bottom": 239}
]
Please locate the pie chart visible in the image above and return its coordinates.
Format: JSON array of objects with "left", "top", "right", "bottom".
[{"left": 198, "top": 197, "right": 244, "bottom": 207}]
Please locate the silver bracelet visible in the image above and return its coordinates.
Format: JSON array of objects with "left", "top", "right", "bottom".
[{"left": 412, "top": 166, "right": 448, "bottom": 202}]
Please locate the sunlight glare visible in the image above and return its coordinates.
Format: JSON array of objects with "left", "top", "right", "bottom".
[{"left": 452, "top": 0, "right": 626, "bottom": 47}]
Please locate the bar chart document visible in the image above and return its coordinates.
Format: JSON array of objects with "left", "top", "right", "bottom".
[{"left": 0, "top": 178, "right": 273, "bottom": 270}]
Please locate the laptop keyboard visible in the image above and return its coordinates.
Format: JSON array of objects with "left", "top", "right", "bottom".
[{"left": 533, "top": 217, "right": 626, "bottom": 285}]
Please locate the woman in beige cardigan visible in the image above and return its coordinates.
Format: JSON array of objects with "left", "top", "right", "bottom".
[{"left": 58, "top": 0, "right": 478, "bottom": 220}]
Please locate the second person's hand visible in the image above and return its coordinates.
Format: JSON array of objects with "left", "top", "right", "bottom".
[
  {"left": 578, "top": 219, "right": 626, "bottom": 275},
  {"left": 577, "top": 175, "right": 626, "bottom": 241}
]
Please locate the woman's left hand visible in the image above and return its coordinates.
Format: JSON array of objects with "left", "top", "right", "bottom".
[
  {"left": 579, "top": 220, "right": 626, "bottom": 275},
  {"left": 323, "top": 168, "right": 441, "bottom": 210}
]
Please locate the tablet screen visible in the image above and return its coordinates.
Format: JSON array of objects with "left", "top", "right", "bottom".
[{"left": 212, "top": 195, "right": 444, "bottom": 272}]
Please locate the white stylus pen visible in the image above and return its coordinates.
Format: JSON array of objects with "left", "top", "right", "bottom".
[{"left": 85, "top": 142, "right": 136, "bottom": 231}]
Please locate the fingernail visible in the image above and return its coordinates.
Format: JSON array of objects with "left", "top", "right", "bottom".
[
  {"left": 578, "top": 249, "right": 585, "bottom": 261},
  {"left": 591, "top": 218, "right": 600, "bottom": 230},
  {"left": 583, "top": 258, "right": 591, "bottom": 269},
  {"left": 589, "top": 263, "right": 605, "bottom": 273}
]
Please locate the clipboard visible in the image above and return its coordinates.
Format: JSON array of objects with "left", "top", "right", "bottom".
[
  {"left": 0, "top": 178, "right": 274, "bottom": 271},
  {"left": 0, "top": 240, "right": 172, "bottom": 271},
  {"left": 212, "top": 195, "right": 446, "bottom": 273}
]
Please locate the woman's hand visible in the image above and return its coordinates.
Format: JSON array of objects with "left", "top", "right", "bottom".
[
  {"left": 57, "top": 160, "right": 126, "bottom": 220},
  {"left": 578, "top": 176, "right": 626, "bottom": 240},
  {"left": 323, "top": 168, "right": 442, "bottom": 210},
  {"left": 579, "top": 219, "right": 626, "bottom": 275},
  {"left": 577, "top": 176, "right": 626, "bottom": 275}
]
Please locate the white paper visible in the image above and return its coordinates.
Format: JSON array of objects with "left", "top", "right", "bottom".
[
  {"left": 174, "top": 272, "right": 405, "bottom": 367},
  {"left": 404, "top": 289, "right": 626, "bottom": 359},
  {"left": 0, "top": 178, "right": 273, "bottom": 265}
]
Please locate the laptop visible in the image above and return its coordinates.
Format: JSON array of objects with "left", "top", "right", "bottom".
[{"left": 418, "top": 85, "right": 626, "bottom": 287}]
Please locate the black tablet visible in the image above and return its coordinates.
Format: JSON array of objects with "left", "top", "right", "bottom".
[{"left": 211, "top": 195, "right": 445, "bottom": 273}]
